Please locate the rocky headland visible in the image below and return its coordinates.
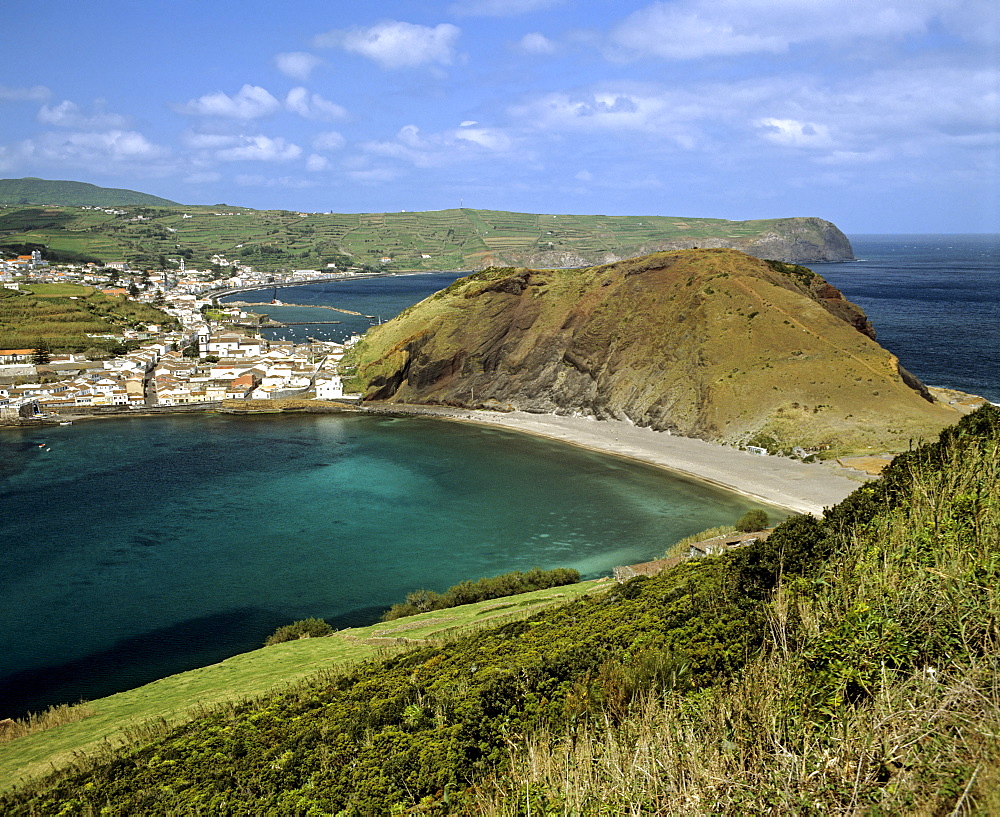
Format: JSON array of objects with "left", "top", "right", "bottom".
[
  {"left": 482, "top": 216, "right": 855, "bottom": 268},
  {"left": 342, "top": 249, "right": 960, "bottom": 455}
]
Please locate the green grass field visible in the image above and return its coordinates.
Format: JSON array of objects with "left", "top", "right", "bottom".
[
  {"left": 20, "top": 283, "right": 94, "bottom": 298},
  {"left": 0, "top": 578, "right": 612, "bottom": 791},
  {"left": 0, "top": 203, "right": 835, "bottom": 272},
  {"left": 0, "top": 286, "right": 175, "bottom": 352}
]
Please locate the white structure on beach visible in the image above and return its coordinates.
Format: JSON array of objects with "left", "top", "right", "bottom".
[{"left": 315, "top": 374, "right": 344, "bottom": 399}]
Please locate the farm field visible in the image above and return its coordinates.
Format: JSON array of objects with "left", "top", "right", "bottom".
[
  {"left": 0, "top": 203, "right": 837, "bottom": 272},
  {"left": 0, "top": 284, "right": 176, "bottom": 353}
]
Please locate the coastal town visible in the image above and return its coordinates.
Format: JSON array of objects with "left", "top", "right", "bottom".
[{"left": 0, "top": 250, "right": 368, "bottom": 422}]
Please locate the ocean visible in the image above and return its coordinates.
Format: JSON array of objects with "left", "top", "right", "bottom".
[
  {"left": 817, "top": 234, "right": 999, "bottom": 403},
  {"left": 1, "top": 234, "right": 995, "bottom": 719},
  {"left": 0, "top": 413, "right": 772, "bottom": 718}
]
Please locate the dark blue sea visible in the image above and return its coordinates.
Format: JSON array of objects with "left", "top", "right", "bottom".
[
  {"left": 1, "top": 235, "right": 995, "bottom": 719},
  {"left": 221, "top": 272, "right": 464, "bottom": 345},
  {"left": 817, "top": 234, "right": 1000, "bottom": 403}
]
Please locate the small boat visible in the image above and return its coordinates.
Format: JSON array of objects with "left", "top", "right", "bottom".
[{"left": 59, "top": 420, "right": 73, "bottom": 426}]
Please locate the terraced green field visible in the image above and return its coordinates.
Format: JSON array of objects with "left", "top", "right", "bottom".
[{"left": 0, "top": 204, "right": 843, "bottom": 272}]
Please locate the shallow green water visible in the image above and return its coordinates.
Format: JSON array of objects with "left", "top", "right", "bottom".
[{"left": 0, "top": 412, "right": 776, "bottom": 717}]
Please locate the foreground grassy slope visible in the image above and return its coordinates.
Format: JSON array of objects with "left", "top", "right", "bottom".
[
  {"left": 343, "top": 249, "right": 959, "bottom": 455},
  {"left": 2, "top": 405, "right": 997, "bottom": 814},
  {"left": 0, "top": 202, "right": 852, "bottom": 271},
  {"left": 480, "top": 405, "right": 1000, "bottom": 814},
  {"left": 0, "top": 579, "right": 607, "bottom": 792}
]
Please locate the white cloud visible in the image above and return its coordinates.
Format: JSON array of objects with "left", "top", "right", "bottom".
[
  {"left": 178, "top": 85, "right": 281, "bottom": 119},
  {"left": 285, "top": 87, "right": 347, "bottom": 121},
  {"left": 454, "top": 127, "right": 512, "bottom": 151},
  {"left": 274, "top": 52, "right": 322, "bottom": 81},
  {"left": 306, "top": 154, "right": 331, "bottom": 172},
  {"left": 215, "top": 135, "right": 302, "bottom": 162},
  {"left": 29, "top": 130, "right": 168, "bottom": 164},
  {"left": 511, "top": 89, "right": 674, "bottom": 133},
  {"left": 180, "top": 131, "right": 240, "bottom": 151},
  {"left": 575, "top": 170, "right": 593, "bottom": 182},
  {"left": 816, "top": 149, "right": 894, "bottom": 166},
  {"left": 609, "top": 0, "right": 956, "bottom": 61},
  {"left": 451, "top": 0, "right": 563, "bottom": 16},
  {"left": 363, "top": 123, "right": 514, "bottom": 168},
  {"left": 37, "top": 100, "right": 130, "bottom": 130},
  {"left": 755, "top": 118, "right": 833, "bottom": 148},
  {"left": 313, "top": 131, "right": 346, "bottom": 151},
  {"left": 315, "top": 21, "right": 460, "bottom": 69},
  {"left": 611, "top": 3, "right": 785, "bottom": 60},
  {"left": 0, "top": 84, "right": 51, "bottom": 102},
  {"left": 518, "top": 32, "right": 557, "bottom": 54},
  {"left": 346, "top": 166, "right": 400, "bottom": 184},
  {"left": 505, "top": 57, "right": 999, "bottom": 172},
  {"left": 235, "top": 174, "right": 315, "bottom": 189}
]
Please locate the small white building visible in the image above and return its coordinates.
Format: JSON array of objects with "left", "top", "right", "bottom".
[{"left": 315, "top": 375, "right": 344, "bottom": 399}]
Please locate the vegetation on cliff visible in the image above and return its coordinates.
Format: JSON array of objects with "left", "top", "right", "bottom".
[
  {"left": 0, "top": 192, "right": 852, "bottom": 272},
  {"left": 0, "top": 178, "right": 178, "bottom": 208},
  {"left": 343, "top": 249, "right": 959, "bottom": 455},
  {"left": 2, "top": 405, "right": 997, "bottom": 814}
]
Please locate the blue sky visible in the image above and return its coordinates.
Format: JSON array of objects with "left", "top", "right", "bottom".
[{"left": 2, "top": 0, "right": 997, "bottom": 232}]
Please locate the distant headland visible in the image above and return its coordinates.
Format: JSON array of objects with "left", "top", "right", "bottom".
[{"left": 0, "top": 177, "right": 854, "bottom": 271}]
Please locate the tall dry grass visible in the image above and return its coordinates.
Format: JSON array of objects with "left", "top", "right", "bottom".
[
  {"left": 0, "top": 703, "right": 95, "bottom": 746},
  {"left": 475, "top": 434, "right": 1000, "bottom": 815}
]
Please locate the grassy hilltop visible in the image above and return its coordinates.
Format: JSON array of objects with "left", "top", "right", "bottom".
[
  {"left": 0, "top": 195, "right": 853, "bottom": 272},
  {"left": 0, "top": 178, "right": 177, "bottom": 208},
  {"left": 344, "top": 249, "right": 960, "bottom": 456},
  {"left": 2, "top": 405, "right": 998, "bottom": 814}
]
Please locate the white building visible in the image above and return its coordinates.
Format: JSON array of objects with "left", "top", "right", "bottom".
[{"left": 315, "top": 375, "right": 344, "bottom": 399}]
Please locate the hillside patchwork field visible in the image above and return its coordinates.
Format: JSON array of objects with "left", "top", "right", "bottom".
[
  {"left": 0, "top": 203, "right": 853, "bottom": 272},
  {"left": 0, "top": 284, "right": 177, "bottom": 353}
]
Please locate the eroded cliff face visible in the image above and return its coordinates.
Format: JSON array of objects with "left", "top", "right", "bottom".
[
  {"left": 480, "top": 217, "right": 855, "bottom": 268},
  {"left": 344, "top": 249, "right": 956, "bottom": 454}
]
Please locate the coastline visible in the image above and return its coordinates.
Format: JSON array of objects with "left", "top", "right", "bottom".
[
  {"left": 7, "top": 400, "right": 871, "bottom": 513},
  {"left": 360, "top": 403, "right": 869, "bottom": 516}
]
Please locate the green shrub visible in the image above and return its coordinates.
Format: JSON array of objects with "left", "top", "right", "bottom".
[
  {"left": 381, "top": 567, "right": 581, "bottom": 621},
  {"left": 264, "top": 618, "right": 333, "bottom": 646},
  {"left": 735, "top": 509, "right": 770, "bottom": 532}
]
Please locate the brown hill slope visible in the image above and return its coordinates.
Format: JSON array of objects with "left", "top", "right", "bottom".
[{"left": 343, "top": 250, "right": 959, "bottom": 454}]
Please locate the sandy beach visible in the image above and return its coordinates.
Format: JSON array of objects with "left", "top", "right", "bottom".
[{"left": 365, "top": 404, "right": 869, "bottom": 516}]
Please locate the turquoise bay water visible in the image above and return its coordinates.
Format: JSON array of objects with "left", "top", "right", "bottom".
[{"left": 0, "top": 413, "right": 772, "bottom": 717}]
